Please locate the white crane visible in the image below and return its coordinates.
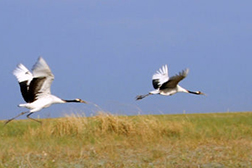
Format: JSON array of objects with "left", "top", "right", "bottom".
[
  {"left": 136, "top": 65, "right": 205, "bottom": 100},
  {"left": 5, "top": 57, "right": 87, "bottom": 125}
]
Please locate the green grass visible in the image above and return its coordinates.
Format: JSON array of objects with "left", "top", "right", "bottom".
[{"left": 0, "top": 112, "right": 252, "bottom": 167}]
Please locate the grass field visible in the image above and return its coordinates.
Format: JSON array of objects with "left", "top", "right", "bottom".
[{"left": 1, "top": 112, "right": 252, "bottom": 168}]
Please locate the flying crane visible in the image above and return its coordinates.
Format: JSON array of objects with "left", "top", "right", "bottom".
[
  {"left": 5, "top": 57, "right": 87, "bottom": 125},
  {"left": 136, "top": 65, "right": 205, "bottom": 100}
]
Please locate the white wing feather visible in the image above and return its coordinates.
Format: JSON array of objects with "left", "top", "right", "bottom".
[
  {"left": 13, "top": 64, "right": 33, "bottom": 84},
  {"left": 152, "top": 65, "right": 169, "bottom": 86},
  {"left": 32, "top": 57, "right": 54, "bottom": 96}
]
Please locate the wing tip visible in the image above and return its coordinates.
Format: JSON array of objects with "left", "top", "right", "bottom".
[
  {"left": 185, "top": 68, "right": 189, "bottom": 74},
  {"left": 38, "top": 56, "right": 45, "bottom": 62},
  {"left": 13, "top": 64, "right": 32, "bottom": 83},
  {"left": 13, "top": 64, "right": 29, "bottom": 75},
  {"left": 35, "top": 56, "right": 46, "bottom": 65},
  {"left": 32, "top": 57, "right": 53, "bottom": 77}
]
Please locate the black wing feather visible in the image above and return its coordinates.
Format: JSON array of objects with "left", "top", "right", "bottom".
[
  {"left": 160, "top": 69, "right": 188, "bottom": 90},
  {"left": 28, "top": 77, "right": 47, "bottom": 102},
  {"left": 152, "top": 79, "right": 160, "bottom": 89},
  {"left": 18, "top": 81, "right": 31, "bottom": 103}
]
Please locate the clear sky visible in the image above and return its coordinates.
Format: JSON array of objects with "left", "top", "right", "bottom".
[{"left": 1, "top": 1, "right": 252, "bottom": 120}]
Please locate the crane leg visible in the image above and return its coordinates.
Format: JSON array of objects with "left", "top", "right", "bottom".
[
  {"left": 27, "top": 113, "right": 42, "bottom": 124},
  {"left": 136, "top": 93, "right": 151, "bottom": 100},
  {"left": 4, "top": 111, "right": 29, "bottom": 125}
]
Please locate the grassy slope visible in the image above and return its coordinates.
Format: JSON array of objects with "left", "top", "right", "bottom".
[{"left": 0, "top": 112, "right": 252, "bottom": 168}]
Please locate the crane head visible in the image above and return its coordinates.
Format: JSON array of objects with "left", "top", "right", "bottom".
[
  {"left": 75, "top": 98, "right": 88, "bottom": 103},
  {"left": 197, "top": 91, "right": 206, "bottom": 96}
]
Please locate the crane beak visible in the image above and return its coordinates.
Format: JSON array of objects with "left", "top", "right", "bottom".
[
  {"left": 199, "top": 92, "right": 206, "bottom": 96},
  {"left": 80, "top": 100, "right": 88, "bottom": 103}
]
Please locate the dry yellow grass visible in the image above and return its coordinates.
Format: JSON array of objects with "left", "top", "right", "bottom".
[
  {"left": 22, "top": 112, "right": 192, "bottom": 142},
  {"left": 1, "top": 112, "right": 252, "bottom": 167}
]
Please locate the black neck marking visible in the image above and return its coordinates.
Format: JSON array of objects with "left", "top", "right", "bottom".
[
  {"left": 64, "top": 99, "right": 80, "bottom": 103},
  {"left": 188, "top": 90, "right": 199, "bottom": 95}
]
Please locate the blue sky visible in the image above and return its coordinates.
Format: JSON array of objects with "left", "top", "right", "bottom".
[{"left": 1, "top": 1, "right": 252, "bottom": 120}]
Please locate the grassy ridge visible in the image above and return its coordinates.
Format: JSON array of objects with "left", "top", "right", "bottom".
[{"left": 0, "top": 112, "right": 252, "bottom": 167}]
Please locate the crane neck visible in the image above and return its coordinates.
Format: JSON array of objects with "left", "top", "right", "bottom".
[
  {"left": 177, "top": 85, "right": 188, "bottom": 93},
  {"left": 188, "top": 90, "right": 199, "bottom": 95},
  {"left": 63, "top": 99, "right": 80, "bottom": 103}
]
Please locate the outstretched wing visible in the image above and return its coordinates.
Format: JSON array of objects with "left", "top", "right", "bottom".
[
  {"left": 160, "top": 68, "right": 189, "bottom": 89},
  {"left": 152, "top": 65, "right": 169, "bottom": 89},
  {"left": 13, "top": 64, "right": 33, "bottom": 84},
  {"left": 13, "top": 64, "right": 33, "bottom": 102},
  {"left": 29, "top": 57, "right": 54, "bottom": 99}
]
